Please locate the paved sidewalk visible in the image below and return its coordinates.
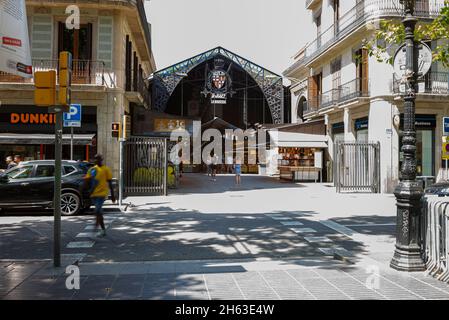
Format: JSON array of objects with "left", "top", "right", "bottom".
[
  {"left": 2, "top": 254, "right": 449, "bottom": 300},
  {"left": 1, "top": 174, "right": 448, "bottom": 299}
]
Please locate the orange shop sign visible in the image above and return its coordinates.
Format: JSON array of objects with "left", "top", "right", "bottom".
[{"left": 10, "top": 113, "right": 56, "bottom": 125}]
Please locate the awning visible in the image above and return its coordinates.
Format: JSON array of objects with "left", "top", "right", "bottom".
[
  {"left": 0, "top": 133, "right": 96, "bottom": 145},
  {"left": 269, "top": 131, "right": 328, "bottom": 148}
]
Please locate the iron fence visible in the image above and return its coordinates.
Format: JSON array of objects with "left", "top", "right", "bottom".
[
  {"left": 422, "top": 195, "right": 449, "bottom": 283},
  {"left": 334, "top": 141, "right": 380, "bottom": 193},
  {"left": 121, "top": 137, "right": 168, "bottom": 197},
  {"left": 0, "top": 59, "right": 107, "bottom": 85},
  {"left": 309, "top": 78, "right": 370, "bottom": 111}
]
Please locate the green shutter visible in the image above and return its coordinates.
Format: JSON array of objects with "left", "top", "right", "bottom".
[
  {"left": 97, "top": 16, "right": 113, "bottom": 69},
  {"left": 31, "top": 15, "right": 53, "bottom": 60}
]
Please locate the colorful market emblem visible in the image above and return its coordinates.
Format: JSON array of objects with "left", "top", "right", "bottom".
[{"left": 212, "top": 70, "right": 226, "bottom": 89}]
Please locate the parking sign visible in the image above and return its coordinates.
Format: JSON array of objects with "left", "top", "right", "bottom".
[{"left": 63, "top": 104, "right": 82, "bottom": 127}]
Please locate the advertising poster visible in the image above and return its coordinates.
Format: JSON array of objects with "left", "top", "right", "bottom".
[{"left": 0, "top": 0, "right": 32, "bottom": 78}]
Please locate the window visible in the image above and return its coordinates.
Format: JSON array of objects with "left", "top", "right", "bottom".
[
  {"left": 331, "top": 58, "right": 342, "bottom": 101},
  {"left": 316, "top": 14, "right": 322, "bottom": 47},
  {"left": 58, "top": 23, "right": 92, "bottom": 60},
  {"left": 6, "top": 166, "right": 33, "bottom": 179},
  {"left": 308, "top": 73, "right": 322, "bottom": 110},
  {"left": 333, "top": 0, "right": 340, "bottom": 34},
  {"left": 35, "top": 165, "right": 55, "bottom": 177},
  {"left": 356, "top": 48, "right": 369, "bottom": 95}
]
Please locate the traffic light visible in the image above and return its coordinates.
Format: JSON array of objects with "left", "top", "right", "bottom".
[
  {"left": 112, "top": 122, "right": 120, "bottom": 138},
  {"left": 58, "top": 51, "right": 72, "bottom": 106},
  {"left": 34, "top": 70, "right": 56, "bottom": 106}
]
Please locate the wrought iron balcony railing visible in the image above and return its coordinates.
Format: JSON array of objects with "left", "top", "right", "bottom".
[
  {"left": 0, "top": 59, "right": 109, "bottom": 86},
  {"left": 125, "top": 66, "right": 151, "bottom": 107},
  {"left": 393, "top": 71, "right": 449, "bottom": 95},
  {"left": 304, "top": 78, "right": 370, "bottom": 115},
  {"left": 304, "top": 0, "right": 444, "bottom": 65}
]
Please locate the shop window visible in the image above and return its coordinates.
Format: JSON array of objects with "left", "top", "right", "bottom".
[
  {"left": 399, "top": 114, "right": 435, "bottom": 177},
  {"left": 356, "top": 129, "right": 368, "bottom": 142},
  {"left": 399, "top": 129, "right": 435, "bottom": 177}
]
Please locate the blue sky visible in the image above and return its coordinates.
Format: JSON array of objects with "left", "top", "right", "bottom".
[{"left": 145, "top": 0, "right": 310, "bottom": 77}]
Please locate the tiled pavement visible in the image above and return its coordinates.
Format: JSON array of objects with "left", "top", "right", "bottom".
[
  {"left": 1, "top": 175, "right": 449, "bottom": 300},
  {"left": 2, "top": 209, "right": 449, "bottom": 300},
  {"left": 2, "top": 256, "right": 449, "bottom": 300}
]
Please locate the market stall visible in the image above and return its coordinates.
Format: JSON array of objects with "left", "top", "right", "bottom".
[{"left": 268, "top": 131, "right": 328, "bottom": 182}]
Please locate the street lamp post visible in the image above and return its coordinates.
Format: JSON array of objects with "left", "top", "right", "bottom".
[{"left": 391, "top": 0, "right": 426, "bottom": 271}]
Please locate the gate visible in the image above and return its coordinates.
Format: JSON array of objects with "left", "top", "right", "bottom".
[
  {"left": 120, "top": 136, "right": 168, "bottom": 198},
  {"left": 334, "top": 141, "right": 380, "bottom": 193}
]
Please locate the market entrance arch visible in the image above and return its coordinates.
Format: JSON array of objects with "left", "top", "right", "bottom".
[{"left": 152, "top": 47, "right": 284, "bottom": 125}]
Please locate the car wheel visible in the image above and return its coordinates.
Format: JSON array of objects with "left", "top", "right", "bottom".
[{"left": 61, "top": 192, "right": 81, "bottom": 216}]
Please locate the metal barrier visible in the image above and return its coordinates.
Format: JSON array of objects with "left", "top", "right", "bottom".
[
  {"left": 120, "top": 137, "right": 168, "bottom": 199},
  {"left": 334, "top": 141, "right": 380, "bottom": 193},
  {"left": 422, "top": 196, "right": 449, "bottom": 283}
]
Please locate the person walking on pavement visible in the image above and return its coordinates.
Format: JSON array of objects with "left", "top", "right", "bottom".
[
  {"left": 234, "top": 159, "right": 242, "bottom": 186},
  {"left": 84, "top": 154, "right": 116, "bottom": 237},
  {"left": 206, "top": 154, "right": 212, "bottom": 177},
  {"left": 5, "top": 156, "right": 17, "bottom": 170},
  {"left": 211, "top": 153, "right": 218, "bottom": 181}
]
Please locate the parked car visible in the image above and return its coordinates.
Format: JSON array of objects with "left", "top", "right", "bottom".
[
  {"left": 0, "top": 160, "right": 94, "bottom": 216},
  {"left": 424, "top": 180, "right": 449, "bottom": 196}
]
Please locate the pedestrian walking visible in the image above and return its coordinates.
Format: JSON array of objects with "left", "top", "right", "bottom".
[
  {"left": 13, "top": 155, "right": 22, "bottom": 166},
  {"left": 234, "top": 160, "right": 242, "bottom": 186},
  {"left": 206, "top": 155, "right": 212, "bottom": 176},
  {"left": 179, "top": 161, "right": 184, "bottom": 178},
  {"left": 5, "top": 156, "right": 17, "bottom": 170},
  {"left": 211, "top": 153, "right": 218, "bottom": 181},
  {"left": 84, "top": 154, "right": 116, "bottom": 237}
]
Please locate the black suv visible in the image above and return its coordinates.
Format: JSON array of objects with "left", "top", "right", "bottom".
[{"left": 0, "top": 160, "right": 93, "bottom": 215}]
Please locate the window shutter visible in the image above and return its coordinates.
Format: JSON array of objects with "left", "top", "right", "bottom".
[
  {"left": 308, "top": 76, "right": 318, "bottom": 109},
  {"left": 361, "top": 48, "right": 369, "bottom": 94},
  {"left": 31, "top": 15, "right": 53, "bottom": 60},
  {"left": 98, "top": 16, "right": 113, "bottom": 69}
]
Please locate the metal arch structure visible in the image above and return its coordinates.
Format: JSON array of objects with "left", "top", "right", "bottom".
[{"left": 152, "top": 47, "right": 284, "bottom": 124}]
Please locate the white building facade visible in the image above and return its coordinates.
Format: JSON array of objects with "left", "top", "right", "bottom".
[{"left": 284, "top": 0, "right": 449, "bottom": 193}]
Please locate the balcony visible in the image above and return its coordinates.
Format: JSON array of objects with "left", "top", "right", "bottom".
[
  {"left": 304, "top": 0, "right": 444, "bottom": 65},
  {"left": 0, "top": 59, "right": 113, "bottom": 86},
  {"left": 125, "top": 68, "right": 151, "bottom": 108},
  {"left": 305, "top": 78, "right": 370, "bottom": 115},
  {"left": 393, "top": 71, "right": 449, "bottom": 95}
]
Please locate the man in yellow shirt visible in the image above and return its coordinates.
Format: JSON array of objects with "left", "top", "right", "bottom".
[{"left": 84, "top": 154, "right": 116, "bottom": 237}]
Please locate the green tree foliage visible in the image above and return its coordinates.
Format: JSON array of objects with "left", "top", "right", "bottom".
[{"left": 364, "top": 1, "right": 449, "bottom": 67}]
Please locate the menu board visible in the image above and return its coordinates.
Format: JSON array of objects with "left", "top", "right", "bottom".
[{"left": 314, "top": 151, "right": 323, "bottom": 169}]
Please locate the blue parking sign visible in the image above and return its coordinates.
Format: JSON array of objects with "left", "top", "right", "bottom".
[
  {"left": 63, "top": 104, "right": 82, "bottom": 127},
  {"left": 444, "top": 117, "right": 449, "bottom": 136}
]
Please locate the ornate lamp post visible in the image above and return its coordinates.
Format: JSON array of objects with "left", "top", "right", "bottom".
[{"left": 391, "top": 0, "right": 426, "bottom": 271}]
